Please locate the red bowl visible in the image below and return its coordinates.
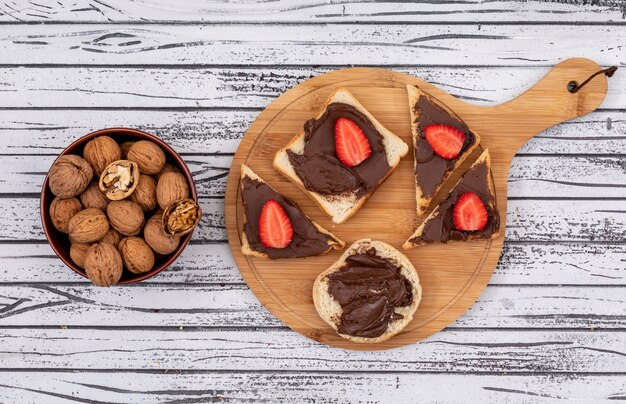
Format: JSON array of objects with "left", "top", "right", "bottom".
[{"left": 40, "top": 128, "right": 199, "bottom": 284}]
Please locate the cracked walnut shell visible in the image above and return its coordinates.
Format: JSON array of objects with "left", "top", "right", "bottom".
[
  {"left": 156, "top": 171, "right": 189, "bottom": 210},
  {"left": 68, "top": 208, "right": 110, "bottom": 244},
  {"left": 48, "top": 155, "right": 93, "bottom": 198},
  {"left": 163, "top": 199, "right": 201, "bottom": 236},
  {"left": 127, "top": 140, "right": 166, "bottom": 175},
  {"left": 130, "top": 174, "right": 158, "bottom": 212},
  {"left": 144, "top": 214, "right": 180, "bottom": 255},
  {"left": 50, "top": 196, "right": 83, "bottom": 233},
  {"left": 83, "top": 135, "right": 122, "bottom": 176},
  {"left": 118, "top": 236, "right": 155, "bottom": 274},
  {"left": 99, "top": 160, "right": 139, "bottom": 201},
  {"left": 107, "top": 200, "right": 144, "bottom": 236},
  {"left": 84, "top": 242, "right": 123, "bottom": 287}
]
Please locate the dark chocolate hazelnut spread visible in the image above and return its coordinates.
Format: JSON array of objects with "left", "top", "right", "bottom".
[
  {"left": 410, "top": 162, "right": 500, "bottom": 244},
  {"left": 241, "top": 177, "right": 336, "bottom": 258},
  {"left": 415, "top": 95, "right": 477, "bottom": 200},
  {"left": 326, "top": 248, "right": 413, "bottom": 338},
  {"left": 287, "top": 103, "right": 391, "bottom": 198}
]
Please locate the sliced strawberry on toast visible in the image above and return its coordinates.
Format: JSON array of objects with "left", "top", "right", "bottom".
[
  {"left": 239, "top": 164, "right": 344, "bottom": 259},
  {"left": 408, "top": 85, "right": 480, "bottom": 217},
  {"left": 404, "top": 149, "right": 499, "bottom": 249},
  {"left": 335, "top": 117, "right": 372, "bottom": 167}
]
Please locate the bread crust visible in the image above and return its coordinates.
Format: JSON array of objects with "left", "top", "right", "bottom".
[
  {"left": 273, "top": 88, "right": 409, "bottom": 224},
  {"left": 239, "top": 164, "right": 344, "bottom": 258},
  {"left": 403, "top": 149, "right": 499, "bottom": 249},
  {"left": 313, "top": 239, "right": 422, "bottom": 344},
  {"left": 407, "top": 85, "right": 482, "bottom": 217}
]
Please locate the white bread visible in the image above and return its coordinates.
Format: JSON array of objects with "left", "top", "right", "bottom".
[
  {"left": 408, "top": 85, "right": 481, "bottom": 216},
  {"left": 274, "top": 88, "right": 409, "bottom": 224},
  {"left": 403, "top": 149, "right": 499, "bottom": 249},
  {"left": 240, "top": 164, "right": 344, "bottom": 258},
  {"left": 313, "top": 239, "right": 422, "bottom": 344}
]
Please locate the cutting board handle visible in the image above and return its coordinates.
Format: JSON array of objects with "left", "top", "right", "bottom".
[{"left": 476, "top": 58, "right": 614, "bottom": 150}]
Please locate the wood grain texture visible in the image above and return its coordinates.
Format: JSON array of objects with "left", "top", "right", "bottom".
[
  {"left": 0, "top": 284, "right": 624, "bottom": 329},
  {"left": 0, "top": 24, "right": 623, "bottom": 66},
  {"left": 0, "top": 0, "right": 622, "bottom": 23},
  {"left": 0, "top": 372, "right": 623, "bottom": 404},
  {"left": 0, "top": 328, "right": 624, "bottom": 372},
  {"left": 1, "top": 66, "right": 624, "bottom": 109},
  {"left": 225, "top": 60, "right": 609, "bottom": 350}
]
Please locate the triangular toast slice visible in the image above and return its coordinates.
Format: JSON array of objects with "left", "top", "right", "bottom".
[
  {"left": 240, "top": 164, "right": 344, "bottom": 259},
  {"left": 403, "top": 150, "right": 500, "bottom": 249},
  {"left": 408, "top": 85, "right": 481, "bottom": 216},
  {"left": 273, "top": 88, "right": 409, "bottom": 224}
]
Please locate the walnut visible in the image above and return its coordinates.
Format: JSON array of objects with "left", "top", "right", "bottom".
[
  {"left": 118, "top": 236, "right": 155, "bottom": 274},
  {"left": 155, "top": 162, "right": 179, "bottom": 181},
  {"left": 48, "top": 155, "right": 93, "bottom": 198},
  {"left": 107, "top": 200, "right": 144, "bottom": 236},
  {"left": 83, "top": 135, "right": 122, "bottom": 176},
  {"left": 130, "top": 174, "right": 158, "bottom": 212},
  {"left": 68, "top": 208, "right": 109, "bottom": 243},
  {"left": 163, "top": 199, "right": 201, "bottom": 236},
  {"left": 156, "top": 171, "right": 189, "bottom": 210},
  {"left": 84, "top": 243, "right": 123, "bottom": 287},
  {"left": 70, "top": 243, "right": 91, "bottom": 268},
  {"left": 49, "top": 197, "right": 82, "bottom": 233},
  {"left": 99, "top": 228, "right": 121, "bottom": 248},
  {"left": 99, "top": 160, "right": 139, "bottom": 200},
  {"left": 120, "top": 141, "right": 136, "bottom": 159},
  {"left": 144, "top": 214, "right": 180, "bottom": 255},
  {"left": 127, "top": 140, "right": 166, "bottom": 175},
  {"left": 80, "top": 182, "right": 109, "bottom": 210}
]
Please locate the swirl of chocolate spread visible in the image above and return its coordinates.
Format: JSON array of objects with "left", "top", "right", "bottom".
[
  {"left": 326, "top": 248, "right": 413, "bottom": 338},
  {"left": 241, "top": 177, "right": 336, "bottom": 258},
  {"left": 287, "top": 103, "right": 391, "bottom": 198},
  {"left": 415, "top": 95, "right": 477, "bottom": 199}
]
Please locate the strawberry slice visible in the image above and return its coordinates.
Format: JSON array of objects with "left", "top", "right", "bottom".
[
  {"left": 453, "top": 192, "right": 488, "bottom": 231},
  {"left": 258, "top": 199, "right": 293, "bottom": 249},
  {"left": 424, "top": 124, "right": 466, "bottom": 159},
  {"left": 335, "top": 117, "right": 372, "bottom": 167}
]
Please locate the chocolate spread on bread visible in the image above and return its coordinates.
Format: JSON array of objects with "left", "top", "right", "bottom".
[
  {"left": 287, "top": 103, "right": 391, "bottom": 198},
  {"left": 241, "top": 177, "right": 335, "bottom": 258},
  {"left": 326, "top": 248, "right": 413, "bottom": 338},
  {"left": 410, "top": 162, "right": 500, "bottom": 244},
  {"left": 415, "top": 95, "right": 477, "bottom": 200}
]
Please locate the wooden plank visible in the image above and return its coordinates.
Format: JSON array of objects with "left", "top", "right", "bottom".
[
  {"left": 0, "top": 372, "right": 622, "bottom": 404},
  {"left": 0, "top": 328, "right": 623, "bottom": 372},
  {"left": 7, "top": 153, "right": 626, "bottom": 198},
  {"left": 0, "top": 24, "right": 623, "bottom": 66},
  {"left": 8, "top": 197, "right": 626, "bottom": 242},
  {"left": 0, "top": 109, "right": 624, "bottom": 156},
  {"left": 0, "top": 0, "right": 621, "bottom": 23},
  {"left": 1, "top": 66, "right": 624, "bottom": 109},
  {"left": 0, "top": 242, "right": 624, "bottom": 285},
  {"left": 0, "top": 284, "right": 622, "bottom": 328}
]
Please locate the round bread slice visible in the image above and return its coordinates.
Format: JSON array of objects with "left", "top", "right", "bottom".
[{"left": 313, "top": 238, "right": 422, "bottom": 344}]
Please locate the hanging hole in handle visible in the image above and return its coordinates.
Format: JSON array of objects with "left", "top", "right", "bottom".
[{"left": 567, "top": 81, "right": 578, "bottom": 93}]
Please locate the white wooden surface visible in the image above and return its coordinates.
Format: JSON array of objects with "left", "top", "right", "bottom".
[{"left": 0, "top": 1, "right": 625, "bottom": 402}]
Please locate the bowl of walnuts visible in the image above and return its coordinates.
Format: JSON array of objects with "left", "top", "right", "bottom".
[{"left": 40, "top": 128, "right": 202, "bottom": 286}]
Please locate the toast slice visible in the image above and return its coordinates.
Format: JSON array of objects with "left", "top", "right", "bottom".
[
  {"left": 408, "top": 85, "right": 481, "bottom": 216},
  {"left": 403, "top": 149, "right": 500, "bottom": 249},
  {"left": 274, "top": 88, "right": 409, "bottom": 224},
  {"left": 313, "top": 239, "right": 422, "bottom": 344},
  {"left": 240, "top": 165, "right": 344, "bottom": 259}
]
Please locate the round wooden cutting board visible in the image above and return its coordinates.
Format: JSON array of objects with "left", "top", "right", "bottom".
[{"left": 225, "top": 58, "right": 610, "bottom": 350}]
